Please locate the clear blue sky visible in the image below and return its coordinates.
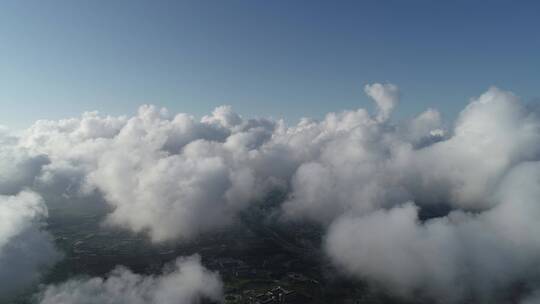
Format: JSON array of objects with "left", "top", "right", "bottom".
[{"left": 1, "top": 0, "right": 539, "bottom": 128}]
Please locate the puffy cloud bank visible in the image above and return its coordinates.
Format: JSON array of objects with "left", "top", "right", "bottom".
[
  {"left": 3, "top": 83, "right": 540, "bottom": 302},
  {"left": 38, "top": 255, "right": 223, "bottom": 304},
  {"left": 0, "top": 191, "right": 60, "bottom": 298},
  {"left": 0, "top": 139, "right": 60, "bottom": 299},
  {"left": 326, "top": 162, "right": 540, "bottom": 302}
]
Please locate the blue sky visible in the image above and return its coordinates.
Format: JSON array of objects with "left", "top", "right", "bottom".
[{"left": 1, "top": 0, "right": 539, "bottom": 128}]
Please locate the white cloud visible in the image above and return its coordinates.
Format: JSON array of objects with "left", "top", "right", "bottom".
[
  {"left": 0, "top": 191, "right": 60, "bottom": 299},
  {"left": 3, "top": 83, "right": 540, "bottom": 302},
  {"left": 326, "top": 161, "right": 540, "bottom": 302},
  {"left": 364, "top": 83, "right": 400, "bottom": 122},
  {"left": 38, "top": 255, "right": 223, "bottom": 304},
  {"left": 0, "top": 145, "right": 49, "bottom": 195}
]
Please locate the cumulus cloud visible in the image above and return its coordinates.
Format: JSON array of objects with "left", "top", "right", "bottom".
[
  {"left": 326, "top": 161, "right": 540, "bottom": 303},
  {"left": 0, "top": 145, "right": 49, "bottom": 195},
  {"left": 271, "top": 85, "right": 540, "bottom": 303},
  {"left": 400, "top": 108, "right": 445, "bottom": 146},
  {"left": 37, "top": 255, "right": 223, "bottom": 304},
  {"left": 4, "top": 83, "right": 540, "bottom": 302},
  {"left": 5, "top": 104, "right": 281, "bottom": 242},
  {"left": 82, "top": 105, "right": 279, "bottom": 241},
  {"left": 364, "top": 83, "right": 400, "bottom": 122},
  {"left": 0, "top": 191, "right": 61, "bottom": 299},
  {"left": 0, "top": 130, "right": 60, "bottom": 299},
  {"left": 283, "top": 87, "right": 540, "bottom": 221},
  {"left": 405, "top": 87, "right": 540, "bottom": 210}
]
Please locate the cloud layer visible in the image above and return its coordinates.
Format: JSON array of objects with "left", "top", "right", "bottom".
[{"left": 2, "top": 83, "right": 540, "bottom": 302}]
